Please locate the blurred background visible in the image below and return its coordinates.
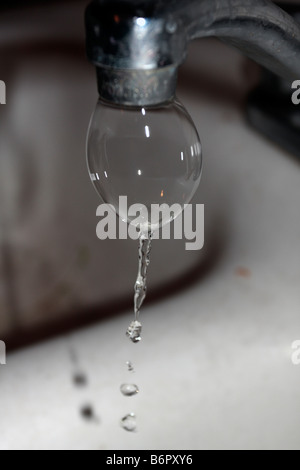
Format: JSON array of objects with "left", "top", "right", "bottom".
[{"left": 0, "top": 0, "right": 300, "bottom": 450}]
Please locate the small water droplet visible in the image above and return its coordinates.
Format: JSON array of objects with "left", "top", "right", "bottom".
[
  {"left": 126, "top": 361, "right": 135, "bottom": 372},
  {"left": 121, "top": 413, "right": 137, "bottom": 432},
  {"left": 120, "top": 383, "right": 139, "bottom": 397},
  {"left": 126, "top": 320, "right": 142, "bottom": 343}
]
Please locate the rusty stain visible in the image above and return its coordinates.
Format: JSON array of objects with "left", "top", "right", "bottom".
[
  {"left": 236, "top": 267, "right": 251, "bottom": 279},
  {"left": 114, "top": 15, "right": 120, "bottom": 24}
]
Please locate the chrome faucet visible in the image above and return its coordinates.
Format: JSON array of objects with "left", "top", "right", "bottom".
[{"left": 85, "top": 0, "right": 300, "bottom": 106}]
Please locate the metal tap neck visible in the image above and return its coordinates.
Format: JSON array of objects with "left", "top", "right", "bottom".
[{"left": 86, "top": 0, "right": 300, "bottom": 106}]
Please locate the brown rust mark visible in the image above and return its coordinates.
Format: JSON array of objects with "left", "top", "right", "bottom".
[{"left": 236, "top": 267, "right": 251, "bottom": 279}]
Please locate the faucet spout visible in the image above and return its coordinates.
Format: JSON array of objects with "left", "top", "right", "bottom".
[
  {"left": 85, "top": 0, "right": 300, "bottom": 105},
  {"left": 184, "top": 0, "right": 300, "bottom": 81}
]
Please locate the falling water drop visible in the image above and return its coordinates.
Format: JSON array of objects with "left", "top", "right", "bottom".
[
  {"left": 126, "top": 233, "right": 152, "bottom": 343},
  {"left": 121, "top": 413, "right": 137, "bottom": 432},
  {"left": 126, "top": 320, "right": 142, "bottom": 343},
  {"left": 120, "top": 383, "right": 139, "bottom": 397}
]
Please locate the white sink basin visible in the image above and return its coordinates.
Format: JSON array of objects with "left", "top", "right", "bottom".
[{"left": 0, "top": 1, "right": 300, "bottom": 451}]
